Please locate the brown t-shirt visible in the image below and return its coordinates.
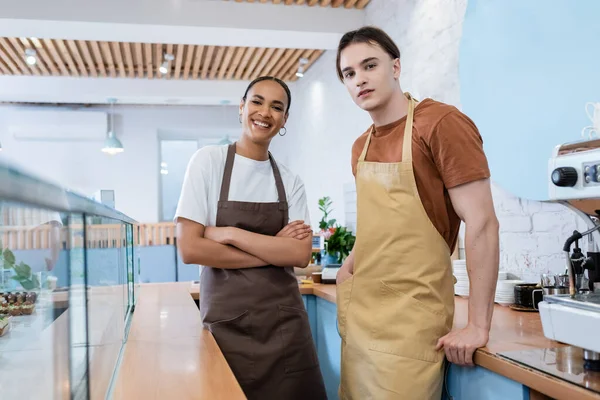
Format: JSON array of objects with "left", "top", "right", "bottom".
[{"left": 351, "top": 98, "right": 490, "bottom": 251}]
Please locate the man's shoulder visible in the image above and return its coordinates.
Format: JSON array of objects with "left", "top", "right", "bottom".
[{"left": 352, "top": 125, "right": 374, "bottom": 155}]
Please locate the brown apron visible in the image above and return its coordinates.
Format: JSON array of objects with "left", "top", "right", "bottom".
[
  {"left": 337, "top": 93, "right": 455, "bottom": 399},
  {"left": 200, "top": 143, "right": 328, "bottom": 400}
]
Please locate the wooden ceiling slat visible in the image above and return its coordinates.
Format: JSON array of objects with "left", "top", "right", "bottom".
[
  {"left": 256, "top": 48, "right": 284, "bottom": 77},
  {"left": 296, "top": 0, "right": 306, "bottom": 4},
  {"left": 260, "top": 0, "right": 268, "bottom": 3},
  {"left": 273, "top": 0, "right": 282, "bottom": 3},
  {"left": 30, "top": 38, "right": 58, "bottom": 75},
  {"left": 0, "top": 37, "right": 325, "bottom": 81},
  {"left": 134, "top": 43, "right": 143, "bottom": 78},
  {"left": 122, "top": 42, "right": 134, "bottom": 78},
  {"left": 332, "top": 0, "right": 344, "bottom": 7},
  {"left": 209, "top": 46, "right": 226, "bottom": 80},
  {"left": 218, "top": 46, "right": 236, "bottom": 80},
  {"left": 173, "top": 44, "right": 184, "bottom": 80},
  {"left": 1, "top": 38, "right": 31, "bottom": 75},
  {"left": 243, "top": 47, "right": 267, "bottom": 80},
  {"left": 308, "top": 0, "right": 319, "bottom": 5},
  {"left": 191, "top": 45, "right": 205, "bottom": 80},
  {"left": 356, "top": 0, "right": 370, "bottom": 8},
  {"left": 9, "top": 38, "right": 39, "bottom": 76},
  {"left": 284, "top": 49, "right": 314, "bottom": 80},
  {"left": 154, "top": 43, "right": 163, "bottom": 78},
  {"left": 0, "top": 57, "right": 10, "bottom": 74},
  {"left": 273, "top": 48, "right": 303, "bottom": 79},
  {"left": 234, "top": 47, "right": 256, "bottom": 80},
  {"left": 182, "top": 45, "right": 195, "bottom": 80},
  {"left": 320, "top": 0, "right": 332, "bottom": 6},
  {"left": 201, "top": 46, "right": 215, "bottom": 80},
  {"left": 165, "top": 44, "right": 174, "bottom": 79},
  {"left": 66, "top": 40, "right": 88, "bottom": 77},
  {"left": 89, "top": 41, "right": 107, "bottom": 77},
  {"left": 264, "top": 48, "right": 293, "bottom": 77},
  {"left": 110, "top": 42, "right": 126, "bottom": 78},
  {"left": 344, "top": 0, "right": 358, "bottom": 7},
  {"left": 253, "top": 47, "right": 279, "bottom": 79},
  {"left": 77, "top": 40, "right": 97, "bottom": 77},
  {"left": 43, "top": 39, "right": 70, "bottom": 76},
  {"left": 55, "top": 39, "right": 79, "bottom": 76},
  {"left": 100, "top": 41, "right": 116, "bottom": 78},
  {"left": 226, "top": 47, "right": 245, "bottom": 80},
  {"left": 285, "top": 0, "right": 294, "bottom": 4},
  {"left": 144, "top": 43, "right": 153, "bottom": 79}
]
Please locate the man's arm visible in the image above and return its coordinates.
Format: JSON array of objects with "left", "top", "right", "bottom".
[
  {"left": 205, "top": 224, "right": 313, "bottom": 268},
  {"left": 176, "top": 218, "right": 268, "bottom": 269},
  {"left": 436, "top": 178, "right": 499, "bottom": 366}
]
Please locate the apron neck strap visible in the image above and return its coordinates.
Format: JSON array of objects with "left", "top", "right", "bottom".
[
  {"left": 219, "top": 143, "right": 237, "bottom": 202},
  {"left": 358, "top": 92, "right": 417, "bottom": 163}
]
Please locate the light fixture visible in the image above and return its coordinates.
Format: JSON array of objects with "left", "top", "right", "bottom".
[
  {"left": 0, "top": 140, "right": 3, "bottom": 152},
  {"left": 159, "top": 53, "right": 174, "bottom": 74},
  {"left": 295, "top": 57, "right": 309, "bottom": 78},
  {"left": 25, "top": 49, "right": 37, "bottom": 66},
  {"left": 101, "top": 98, "right": 124, "bottom": 155}
]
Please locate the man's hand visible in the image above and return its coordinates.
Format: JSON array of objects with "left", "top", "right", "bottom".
[
  {"left": 336, "top": 250, "right": 355, "bottom": 285},
  {"left": 276, "top": 220, "right": 312, "bottom": 240},
  {"left": 435, "top": 324, "right": 489, "bottom": 366},
  {"left": 203, "top": 226, "right": 234, "bottom": 245}
]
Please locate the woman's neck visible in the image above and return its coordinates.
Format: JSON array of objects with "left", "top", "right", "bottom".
[{"left": 236, "top": 135, "right": 269, "bottom": 161}]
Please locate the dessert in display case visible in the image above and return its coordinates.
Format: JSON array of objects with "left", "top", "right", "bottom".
[{"left": 0, "top": 159, "right": 141, "bottom": 399}]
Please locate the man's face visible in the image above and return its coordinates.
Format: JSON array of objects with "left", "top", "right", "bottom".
[{"left": 339, "top": 42, "right": 400, "bottom": 112}]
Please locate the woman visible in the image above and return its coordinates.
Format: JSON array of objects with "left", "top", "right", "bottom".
[{"left": 174, "top": 76, "right": 328, "bottom": 400}]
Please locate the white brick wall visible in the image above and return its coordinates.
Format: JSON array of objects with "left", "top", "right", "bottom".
[{"left": 273, "top": 0, "right": 590, "bottom": 284}]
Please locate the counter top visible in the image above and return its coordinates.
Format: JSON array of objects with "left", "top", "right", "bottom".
[
  {"left": 113, "top": 282, "right": 245, "bottom": 400},
  {"left": 190, "top": 282, "right": 600, "bottom": 400}
]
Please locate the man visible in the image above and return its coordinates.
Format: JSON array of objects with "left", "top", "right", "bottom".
[{"left": 335, "top": 26, "right": 500, "bottom": 399}]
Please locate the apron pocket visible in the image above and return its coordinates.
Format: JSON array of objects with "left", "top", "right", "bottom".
[
  {"left": 278, "top": 305, "right": 319, "bottom": 374},
  {"left": 336, "top": 275, "right": 354, "bottom": 341},
  {"left": 368, "top": 281, "right": 447, "bottom": 364},
  {"left": 207, "top": 310, "right": 256, "bottom": 383}
]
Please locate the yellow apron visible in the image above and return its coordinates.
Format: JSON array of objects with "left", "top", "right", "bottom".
[{"left": 337, "top": 93, "right": 455, "bottom": 400}]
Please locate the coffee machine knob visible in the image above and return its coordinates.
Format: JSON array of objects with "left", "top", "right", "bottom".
[{"left": 552, "top": 167, "right": 578, "bottom": 187}]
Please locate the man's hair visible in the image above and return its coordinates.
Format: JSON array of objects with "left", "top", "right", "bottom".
[{"left": 336, "top": 26, "right": 401, "bottom": 81}]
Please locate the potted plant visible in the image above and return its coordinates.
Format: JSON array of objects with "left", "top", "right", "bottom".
[{"left": 317, "top": 196, "right": 356, "bottom": 265}]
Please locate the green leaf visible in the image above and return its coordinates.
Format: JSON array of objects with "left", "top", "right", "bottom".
[
  {"left": 32, "top": 274, "right": 40, "bottom": 289},
  {"left": 20, "top": 279, "right": 35, "bottom": 290},
  {"left": 3, "top": 249, "right": 15, "bottom": 266},
  {"left": 16, "top": 262, "right": 31, "bottom": 278}
]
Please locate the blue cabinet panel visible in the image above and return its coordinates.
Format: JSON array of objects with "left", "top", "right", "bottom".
[
  {"left": 445, "top": 364, "right": 529, "bottom": 400},
  {"left": 316, "top": 297, "right": 341, "bottom": 400}
]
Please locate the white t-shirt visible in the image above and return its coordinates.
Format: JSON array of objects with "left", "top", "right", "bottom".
[{"left": 174, "top": 144, "right": 311, "bottom": 231}]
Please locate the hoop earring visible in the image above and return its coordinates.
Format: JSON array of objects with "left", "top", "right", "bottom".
[{"left": 279, "top": 127, "right": 287, "bottom": 137}]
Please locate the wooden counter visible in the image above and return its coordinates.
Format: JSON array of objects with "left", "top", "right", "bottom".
[
  {"left": 112, "top": 282, "right": 245, "bottom": 400},
  {"left": 191, "top": 283, "right": 600, "bottom": 400}
]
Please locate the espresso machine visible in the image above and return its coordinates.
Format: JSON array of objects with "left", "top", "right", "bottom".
[{"left": 539, "top": 138, "right": 600, "bottom": 371}]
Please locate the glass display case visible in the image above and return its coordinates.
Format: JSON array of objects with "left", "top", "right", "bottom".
[{"left": 0, "top": 161, "right": 140, "bottom": 399}]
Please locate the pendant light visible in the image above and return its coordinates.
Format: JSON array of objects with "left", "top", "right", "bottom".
[
  {"left": 102, "top": 98, "right": 124, "bottom": 155},
  {"left": 0, "top": 140, "right": 3, "bottom": 152}
]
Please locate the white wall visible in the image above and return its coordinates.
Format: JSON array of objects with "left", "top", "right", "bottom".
[
  {"left": 277, "top": 0, "right": 586, "bottom": 282},
  {"left": 0, "top": 104, "right": 240, "bottom": 222}
]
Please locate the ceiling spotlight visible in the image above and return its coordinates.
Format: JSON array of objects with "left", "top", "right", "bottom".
[
  {"left": 159, "top": 53, "right": 175, "bottom": 74},
  {"left": 25, "top": 49, "right": 37, "bottom": 65},
  {"left": 295, "top": 57, "right": 309, "bottom": 78}
]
